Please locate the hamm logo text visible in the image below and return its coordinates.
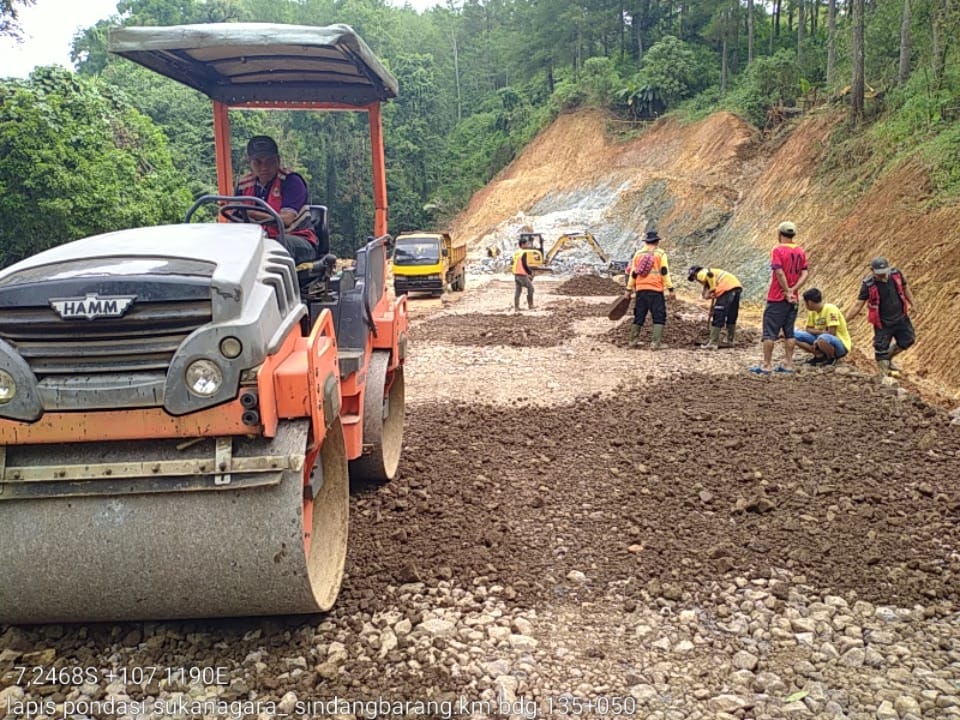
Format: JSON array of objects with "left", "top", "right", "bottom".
[{"left": 50, "top": 294, "right": 137, "bottom": 320}]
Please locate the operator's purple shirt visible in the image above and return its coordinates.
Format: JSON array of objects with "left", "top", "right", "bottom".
[{"left": 239, "top": 172, "right": 309, "bottom": 212}]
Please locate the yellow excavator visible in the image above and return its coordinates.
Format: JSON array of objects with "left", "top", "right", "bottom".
[
  {"left": 487, "top": 231, "right": 614, "bottom": 272},
  {"left": 511, "top": 231, "right": 609, "bottom": 268},
  {"left": 545, "top": 232, "right": 609, "bottom": 265}
]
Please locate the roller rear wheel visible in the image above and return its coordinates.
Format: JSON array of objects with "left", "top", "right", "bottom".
[{"left": 349, "top": 350, "right": 405, "bottom": 483}]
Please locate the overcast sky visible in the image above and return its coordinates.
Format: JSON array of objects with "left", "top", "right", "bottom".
[{"left": 0, "top": 0, "right": 438, "bottom": 80}]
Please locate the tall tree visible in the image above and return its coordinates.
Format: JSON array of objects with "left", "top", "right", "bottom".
[
  {"left": 827, "top": 0, "right": 837, "bottom": 84},
  {"left": 797, "top": 0, "right": 805, "bottom": 65},
  {"left": 0, "top": 0, "right": 33, "bottom": 39},
  {"left": 898, "top": 0, "right": 911, "bottom": 85},
  {"left": 851, "top": 0, "right": 865, "bottom": 121},
  {"left": 748, "top": 0, "right": 755, "bottom": 63},
  {"left": 930, "top": 0, "right": 953, "bottom": 91}
]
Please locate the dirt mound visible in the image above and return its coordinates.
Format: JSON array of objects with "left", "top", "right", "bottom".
[
  {"left": 545, "top": 298, "right": 609, "bottom": 321},
  {"left": 604, "top": 300, "right": 761, "bottom": 348},
  {"left": 554, "top": 274, "right": 625, "bottom": 296},
  {"left": 409, "top": 313, "right": 561, "bottom": 347},
  {"left": 409, "top": 298, "right": 611, "bottom": 347},
  {"left": 344, "top": 371, "right": 960, "bottom": 610}
]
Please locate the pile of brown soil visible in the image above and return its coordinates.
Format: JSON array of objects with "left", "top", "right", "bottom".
[
  {"left": 554, "top": 275, "right": 625, "bottom": 296},
  {"left": 344, "top": 371, "right": 960, "bottom": 611},
  {"left": 605, "top": 301, "right": 761, "bottom": 348},
  {"left": 409, "top": 298, "right": 610, "bottom": 348},
  {"left": 409, "top": 312, "right": 564, "bottom": 347}
]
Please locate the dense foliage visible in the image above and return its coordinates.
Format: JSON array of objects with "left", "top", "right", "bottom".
[
  {"left": 0, "top": 0, "right": 958, "bottom": 261},
  {"left": 0, "top": 67, "right": 189, "bottom": 265}
]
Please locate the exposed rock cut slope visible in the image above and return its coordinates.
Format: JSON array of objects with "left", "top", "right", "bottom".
[{"left": 451, "top": 108, "right": 960, "bottom": 397}]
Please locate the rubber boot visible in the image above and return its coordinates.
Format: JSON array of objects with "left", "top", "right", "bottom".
[
  {"left": 877, "top": 359, "right": 891, "bottom": 377},
  {"left": 650, "top": 324, "right": 666, "bottom": 350},
  {"left": 888, "top": 342, "right": 902, "bottom": 371},
  {"left": 628, "top": 325, "right": 640, "bottom": 347},
  {"left": 720, "top": 324, "right": 736, "bottom": 348},
  {"left": 528, "top": 297, "right": 534, "bottom": 310},
  {"left": 700, "top": 326, "right": 721, "bottom": 350}
]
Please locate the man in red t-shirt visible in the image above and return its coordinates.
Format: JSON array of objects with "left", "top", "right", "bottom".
[{"left": 749, "top": 221, "right": 809, "bottom": 374}]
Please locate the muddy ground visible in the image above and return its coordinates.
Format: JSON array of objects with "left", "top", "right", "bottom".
[
  {"left": 368, "top": 274, "right": 958, "bottom": 608},
  {"left": 1, "top": 273, "right": 959, "bottom": 719}
]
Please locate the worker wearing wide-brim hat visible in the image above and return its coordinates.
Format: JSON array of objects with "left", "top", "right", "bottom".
[{"left": 622, "top": 230, "right": 675, "bottom": 349}]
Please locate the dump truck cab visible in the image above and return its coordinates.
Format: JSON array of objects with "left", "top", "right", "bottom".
[
  {"left": 0, "top": 23, "right": 407, "bottom": 624},
  {"left": 392, "top": 231, "right": 466, "bottom": 296}
]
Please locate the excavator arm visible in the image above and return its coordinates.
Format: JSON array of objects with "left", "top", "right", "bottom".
[
  {"left": 544, "top": 232, "right": 609, "bottom": 265},
  {"left": 580, "top": 232, "right": 609, "bottom": 263}
]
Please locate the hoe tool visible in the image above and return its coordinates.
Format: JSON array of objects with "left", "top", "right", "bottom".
[
  {"left": 608, "top": 294, "right": 631, "bottom": 321},
  {"left": 692, "top": 296, "right": 717, "bottom": 347}
]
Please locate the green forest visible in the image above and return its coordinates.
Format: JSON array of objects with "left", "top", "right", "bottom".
[{"left": 1, "top": 0, "right": 958, "bottom": 264}]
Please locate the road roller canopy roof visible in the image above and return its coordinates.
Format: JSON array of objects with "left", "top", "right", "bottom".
[
  {"left": 108, "top": 22, "right": 396, "bottom": 234},
  {"left": 108, "top": 23, "right": 399, "bottom": 106}
]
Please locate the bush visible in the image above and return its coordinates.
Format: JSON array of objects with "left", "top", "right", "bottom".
[
  {"left": 723, "top": 50, "right": 802, "bottom": 127},
  {"left": 0, "top": 67, "right": 190, "bottom": 267}
]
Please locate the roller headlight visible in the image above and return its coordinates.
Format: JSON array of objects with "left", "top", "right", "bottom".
[
  {"left": 185, "top": 359, "right": 223, "bottom": 397},
  {"left": 220, "top": 336, "right": 243, "bottom": 359},
  {"left": 0, "top": 369, "right": 16, "bottom": 404}
]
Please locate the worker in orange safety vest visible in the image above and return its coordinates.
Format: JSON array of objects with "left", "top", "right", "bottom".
[
  {"left": 621, "top": 230, "right": 675, "bottom": 349},
  {"left": 512, "top": 237, "right": 536, "bottom": 311}
]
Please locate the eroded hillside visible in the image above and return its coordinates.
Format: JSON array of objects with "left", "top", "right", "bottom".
[{"left": 450, "top": 108, "right": 960, "bottom": 399}]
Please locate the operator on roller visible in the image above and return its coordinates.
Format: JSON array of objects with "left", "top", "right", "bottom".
[{"left": 235, "top": 135, "right": 319, "bottom": 265}]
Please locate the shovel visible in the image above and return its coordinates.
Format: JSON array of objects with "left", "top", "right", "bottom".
[{"left": 608, "top": 294, "right": 631, "bottom": 321}]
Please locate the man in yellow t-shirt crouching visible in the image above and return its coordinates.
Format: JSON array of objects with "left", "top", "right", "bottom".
[{"left": 794, "top": 287, "right": 852, "bottom": 366}]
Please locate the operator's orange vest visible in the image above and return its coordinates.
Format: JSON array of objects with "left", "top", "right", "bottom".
[{"left": 237, "top": 170, "right": 317, "bottom": 245}]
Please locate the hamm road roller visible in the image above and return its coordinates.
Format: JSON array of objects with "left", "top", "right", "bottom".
[{"left": 0, "top": 23, "right": 407, "bottom": 623}]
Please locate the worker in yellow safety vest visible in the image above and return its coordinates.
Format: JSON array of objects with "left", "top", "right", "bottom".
[
  {"left": 512, "top": 237, "right": 536, "bottom": 311},
  {"left": 687, "top": 266, "right": 744, "bottom": 349}
]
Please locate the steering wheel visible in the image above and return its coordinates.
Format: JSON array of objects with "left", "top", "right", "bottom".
[
  {"left": 184, "top": 194, "right": 287, "bottom": 243},
  {"left": 219, "top": 203, "right": 275, "bottom": 225}
]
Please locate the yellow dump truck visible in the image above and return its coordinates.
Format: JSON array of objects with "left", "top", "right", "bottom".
[{"left": 392, "top": 232, "right": 467, "bottom": 296}]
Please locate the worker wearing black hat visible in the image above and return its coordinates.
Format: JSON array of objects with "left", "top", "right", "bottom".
[
  {"left": 687, "top": 265, "right": 743, "bottom": 349},
  {"left": 622, "top": 230, "right": 675, "bottom": 349},
  {"left": 235, "top": 135, "right": 319, "bottom": 265},
  {"left": 846, "top": 256, "right": 918, "bottom": 376}
]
